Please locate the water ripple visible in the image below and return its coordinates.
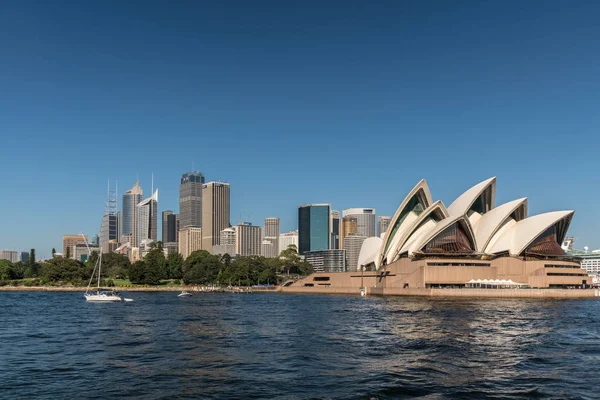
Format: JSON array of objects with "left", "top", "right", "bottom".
[{"left": 0, "top": 292, "right": 599, "bottom": 399}]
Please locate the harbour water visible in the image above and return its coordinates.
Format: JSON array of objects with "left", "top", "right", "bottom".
[{"left": 1, "top": 292, "right": 599, "bottom": 399}]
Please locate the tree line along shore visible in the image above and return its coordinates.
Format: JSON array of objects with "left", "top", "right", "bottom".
[{"left": 0, "top": 244, "right": 312, "bottom": 289}]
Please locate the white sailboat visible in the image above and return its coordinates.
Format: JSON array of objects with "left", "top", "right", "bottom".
[{"left": 83, "top": 235, "right": 122, "bottom": 302}]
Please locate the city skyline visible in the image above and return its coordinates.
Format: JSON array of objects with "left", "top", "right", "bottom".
[
  {"left": 2, "top": 1, "right": 600, "bottom": 257},
  {"left": 2, "top": 169, "right": 600, "bottom": 259}
]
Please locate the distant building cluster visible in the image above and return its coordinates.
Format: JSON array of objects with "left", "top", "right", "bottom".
[{"left": 27, "top": 170, "right": 389, "bottom": 273}]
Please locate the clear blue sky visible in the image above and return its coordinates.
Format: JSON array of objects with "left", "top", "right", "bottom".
[{"left": 1, "top": 0, "right": 599, "bottom": 258}]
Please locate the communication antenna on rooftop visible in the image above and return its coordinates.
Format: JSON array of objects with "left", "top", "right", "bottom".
[{"left": 104, "top": 179, "right": 117, "bottom": 217}]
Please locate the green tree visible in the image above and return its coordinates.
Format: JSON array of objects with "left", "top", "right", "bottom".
[
  {"left": 142, "top": 247, "right": 166, "bottom": 284},
  {"left": 280, "top": 244, "right": 301, "bottom": 275},
  {"left": 167, "top": 252, "right": 184, "bottom": 279},
  {"left": 220, "top": 253, "right": 232, "bottom": 268},
  {"left": 24, "top": 248, "right": 38, "bottom": 278},
  {"left": 39, "top": 257, "right": 87, "bottom": 284},
  {"left": 129, "top": 260, "right": 146, "bottom": 284},
  {"left": 183, "top": 250, "right": 221, "bottom": 285},
  {"left": 12, "top": 262, "right": 25, "bottom": 280},
  {"left": 0, "top": 260, "right": 16, "bottom": 281},
  {"left": 51, "top": 248, "right": 56, "bottom": 258},
  {"left": 65, "top": 246, "right": 71, "bottom": 259},
  {"left": 258, "top": 267, "right": 276, "bottom": 285},
  {"left": 102, "top": 252, "right": 130, "bottom": 278}
]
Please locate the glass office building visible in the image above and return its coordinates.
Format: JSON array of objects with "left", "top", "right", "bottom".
[{"left": 298, "top": 204, "right": 331, "bottom": 255}]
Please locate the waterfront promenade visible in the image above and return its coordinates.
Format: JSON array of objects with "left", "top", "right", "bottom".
[{"left": 2, "top": 284, "right": 599, "bottom": 298}]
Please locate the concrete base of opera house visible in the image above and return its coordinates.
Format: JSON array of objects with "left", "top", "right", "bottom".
[
  {"left": 281, "top": 285, "right": 600, "bottom": 298},
  {"left": 282, "top": 256, "right": 599, "bottom": 298}
]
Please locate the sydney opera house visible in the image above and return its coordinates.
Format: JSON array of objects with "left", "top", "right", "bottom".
[{"left": 287, "top": 177, "right": 592, "bottom": 296}]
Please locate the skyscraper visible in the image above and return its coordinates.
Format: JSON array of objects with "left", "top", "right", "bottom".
[
  {"left": 179, "top": 171, "right": 205, "bottom": 229},
  {"left": 117, "top": 211, "right": 123, "bottom": 243},
  {"left": 279, "top": 231, "right": 299, "bottom": 252},
  {"left": 264, "top": 217, "right": 280, "bottom": 256},
  {"left": 344, "top": 233, "right": 367, "bottom": 271},
  {"left": 178, "top": 227, "right": 203, "bottom": 259},
  {"left": 378, "top": 216, "right": 392, "bottom": 237},
  {"left": 201, "top": 182, "right": 231, "bottom": 252},
  {"left": 136, "top": 189, "right": 158, "bottom": 246},
  {"left": 122, "top": 180, "right": 143, "bottom": 245},
  {"left": 235, "top": 222, "right": 262, "bottom": 256},
  {"left": 162, "top": 210, "right": 178, "bottom": 244},
  {"left": 330, "top": 210, "right": 340, "bottom": 250},
  {"left": 342, "top": 208, "right": 376, "bottom": 238},
  {"left": 298, "top": 204, "right": 331, "bottom": 255},
  {"left": 99, "top": 181, "right": 118, "bottom": 254},
  {"left": 341, "top": 215, "right": 358, "bottom": 249}
]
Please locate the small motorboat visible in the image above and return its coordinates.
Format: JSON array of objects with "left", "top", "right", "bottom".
[{"left": 178, "top": 291, "right": 192, "bottom": 298}]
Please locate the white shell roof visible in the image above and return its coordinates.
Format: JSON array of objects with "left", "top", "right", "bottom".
[
  {"left": 358, "top": 237, "right": 383, "bottom": 268},
  {"left": 410, "top": 214, "right": 477, "bottom": 254},
  {"left": 376, "top": 177, "right": 573, "bottom": 266},
  {"left": 472, "top": 198, "right": 527, "bottom": 252},
  {"left": 447, "top": 177, "right": 496, "bottom": 217},
  {"left": 387, "top": 200, "right": 448, "bottom": 263},
  {"left": 377, "top": 179, "right": 432, "bottom": 267},
  {"left": 485, "top": 210, "right": 574, "bottom": 256}
]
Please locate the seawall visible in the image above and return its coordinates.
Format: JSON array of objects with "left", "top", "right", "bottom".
[{"left": 281, "top": 286, "right": 600, "bottom": 298}]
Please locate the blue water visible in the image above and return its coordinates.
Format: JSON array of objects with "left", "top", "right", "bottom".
[{"left": 1, "top": 292, "right": 599, "bottom": 399}]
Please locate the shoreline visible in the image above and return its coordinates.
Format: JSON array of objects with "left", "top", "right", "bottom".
[
  {"left": 2, "top": 285, "right": 600, "bottom": 298},
  {"left": 0, "top": 286, "right": 278, "bottom": 292}
]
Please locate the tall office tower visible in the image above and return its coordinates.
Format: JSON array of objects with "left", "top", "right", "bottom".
[
  {"left": 99, "top": 181, "right": 118, "bottom": 253},
  {"left": 63, "top": 235, "right": 88, "bottom": 256},
  {"left": 235, "top": 222, "right": 262, "bottom": 256},
  {"left": 201, "top": 182, "right": 230, "bottom": 252},
  {"left": 342, "top": 208, "right": 376, "bottom": 238},
  {"left": 178, "top": 227, "right": 203, "bottom": 259},
  {"left": 378, "top": 216, "right": 392, "bottom": 237},
  {"left": 264, "top": 217, "right": 280, "bottom": 256},
  {"left": 0, "top": 250, "right": 18, "bottom": 263},
  {"left": 330, "top": 210, "right": 340, "bottom": 250},
  {"left": 136, "top": 189, "right": 158, "bottom": 246},
  {"left": 341, "top": 215, "right": 358, "bottom": 249},
  {"left": 179, "top": 171, "right": 205, "bottom": 229},
  {"left": 279, "top": 230, "right": 299, "bottom": 252},
  {"left": 20, "top": 251, "right": 29, "bottom": 263},
  {"left": 117, "top": 211, "right": 123, "bottom": 243},
  {"left": 122, "top": 180, "right": 143, "bottom": 245},
  {"left": 344, "top": 233, "right": 367, "bottom": 272},
  {"left": 298, "top": 204, "right": 331, "bottom": 255},
  {"left": 162, "top": 210, "right": 178, "bottom": 244}
]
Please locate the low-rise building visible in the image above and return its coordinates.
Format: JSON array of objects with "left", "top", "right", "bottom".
[
  {"left": 0, "top": 250, "right": 19, "bottom": 263},
  {"left": 304, "top": 249, "right": 346, "bottom": 273}
]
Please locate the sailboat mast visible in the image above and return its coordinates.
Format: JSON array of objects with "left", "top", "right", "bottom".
[{"left": 97, "top": 252, "right": 102, "bottom": 290}]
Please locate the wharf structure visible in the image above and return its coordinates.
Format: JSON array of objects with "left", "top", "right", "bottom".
[{"left": 285, "top": 177, "right": 597, "bottom": 298}]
